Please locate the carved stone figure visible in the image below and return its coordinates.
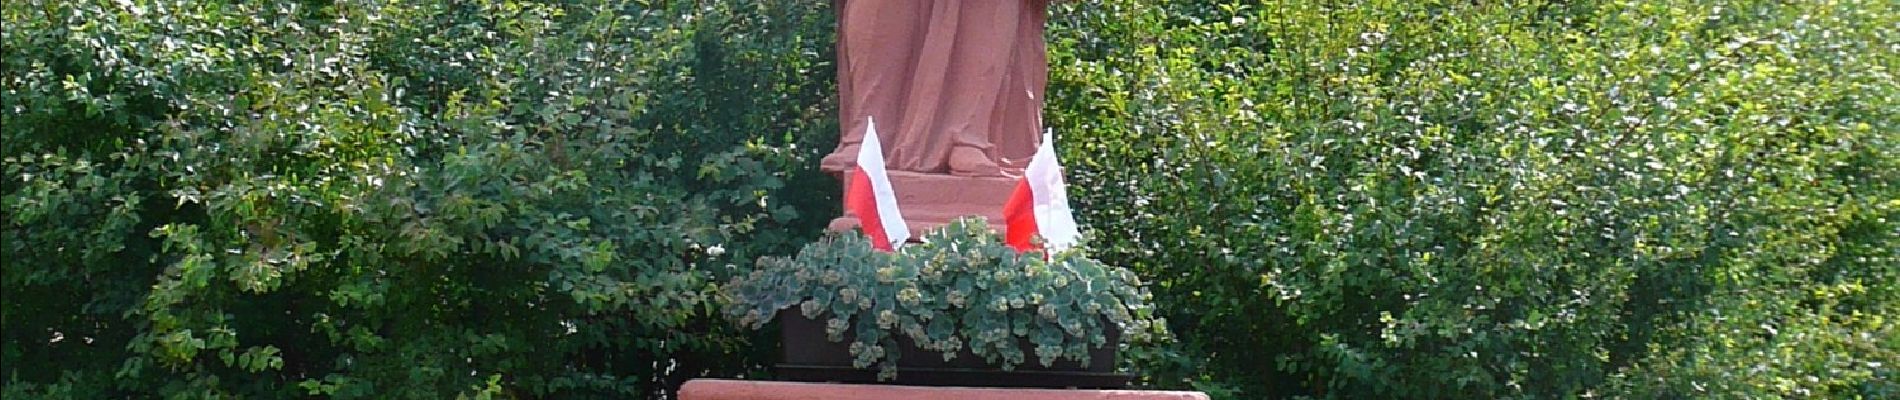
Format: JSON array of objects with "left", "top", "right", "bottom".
[
  {"left": 822, "top": 0, "right": 1055, "bottom": 235},
  {"left": 820, "top": 0, "right": 1050, "bottom": 177}
]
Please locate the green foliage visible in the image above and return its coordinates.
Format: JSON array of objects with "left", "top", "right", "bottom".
[
  {"left": 721, "top": 218, "right": 1164, "bottom": 380},
  {"left": 1047, "top": 0, "right": 1898, "bottom": 398},
  {"left": 3, "top": 0, "right": 837, "bottom": 398},
  {"left": 6, "top": 0, "right": 1895, "bottom": 398}
]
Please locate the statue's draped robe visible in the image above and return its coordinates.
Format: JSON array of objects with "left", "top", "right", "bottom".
[{"left": 824, "top": 0, "right": 1049, "bottom": 175}]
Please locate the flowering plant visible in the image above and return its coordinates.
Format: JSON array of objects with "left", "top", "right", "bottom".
[{"left": 720, "top": 217, "right": 1162, "bottom": 379}]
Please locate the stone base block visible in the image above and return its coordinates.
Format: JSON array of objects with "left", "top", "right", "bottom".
[
  {"left": 680, "top": 379, "right": 1209, "bottom": 400},
  {"left": 829, "top": 170, "right": 1019, "bottom": 238}
]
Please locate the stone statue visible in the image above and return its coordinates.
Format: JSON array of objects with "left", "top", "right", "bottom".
[
  {"left": 819, "top": 0, "right": 1050, "bottom": 177},
  {"left": 821, "top": 0, "right": 1055, "bottom": 235}
]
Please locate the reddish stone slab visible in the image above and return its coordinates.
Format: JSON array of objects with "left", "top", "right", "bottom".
[
  {"left": 680, "top": 379, "right": 1209, "bottom": 400},
  {"left": 829, "top": 170, "right": 1020, "bottom": 238}
]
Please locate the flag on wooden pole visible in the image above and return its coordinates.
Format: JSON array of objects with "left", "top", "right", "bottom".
[
  {"left": 844, "top": 117, "right": 910, "bottom": 251},
  {"left": 1004, "top": 131, "right": 1080, "bottom": 253}
]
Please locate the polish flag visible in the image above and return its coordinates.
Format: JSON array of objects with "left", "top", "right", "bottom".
[
  {"left": 844, "top": 117, "right": 910, "bottom": 251},
  {"left": 1004, "top": 131, "right": 1081, "bottom": 253}
]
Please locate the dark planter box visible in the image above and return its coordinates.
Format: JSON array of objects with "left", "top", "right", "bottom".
[{"left": 775, "top": 310, "right": 1130, "bottom": 389}]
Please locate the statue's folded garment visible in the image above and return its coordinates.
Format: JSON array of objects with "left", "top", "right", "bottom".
[{"left": 822, "top": 0, "right": 1050, "bottom": 177}]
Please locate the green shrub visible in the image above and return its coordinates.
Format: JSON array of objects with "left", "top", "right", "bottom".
[
  {"left": 721, "top": 218, "right": 1163, "bottom": 379},
  {"left": 1046, "top": 0, "right": 1897, "bottom": 398},
  {"left": 6, "top": 0, "right": 1895, "bottom": 399},
  {"left": 2, "top": 0, "right": 837, "bottom": 398}
]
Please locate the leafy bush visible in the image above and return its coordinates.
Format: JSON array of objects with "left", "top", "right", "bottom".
[
  {"left": 1046, "top": 0, "right": 1897, "bottom": 398},
  {"left": 6, "top": 0, "right": 1895, "bottom": 399},
  {"left": 3, "top": 0, "right": 837, "bottom": 398},
  {"left": 721, "top": 218, "right": 1162, "bottom": 379}
]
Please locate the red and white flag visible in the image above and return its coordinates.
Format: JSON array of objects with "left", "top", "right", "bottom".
[
  {"left": 844, "top": 117, "right": 910, "bottom": 251},
  {"left": 1004, "top": 131, "right": 1081, "bottom": 253}
]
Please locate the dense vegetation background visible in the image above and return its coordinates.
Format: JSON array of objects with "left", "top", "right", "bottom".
[{"left": 4, "top": 0, "right": 1894, "bottom": 399}]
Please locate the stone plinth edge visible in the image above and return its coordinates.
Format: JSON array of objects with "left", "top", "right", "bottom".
[
  {"left": 829, "top": 170, "right": 1019, "bottom": 238},
  {"left": 680, "top": 379, "right": 1210, "bottom": 400}
]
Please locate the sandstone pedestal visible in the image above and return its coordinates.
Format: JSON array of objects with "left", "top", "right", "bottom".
[
  {"left": 681, "top": 379, "right": 1210, "bottom": 400},
  {"left": 829, "top": 170, "right": 1018, "bottom": 238}
]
